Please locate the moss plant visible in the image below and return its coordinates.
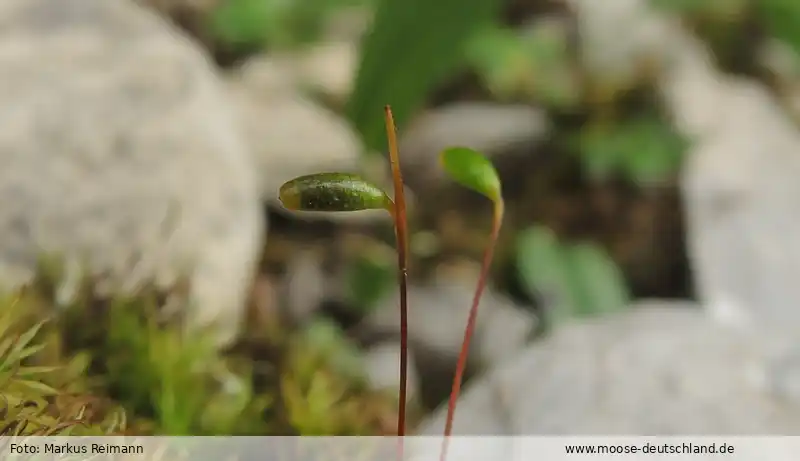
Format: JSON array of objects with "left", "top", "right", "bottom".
[
  {"left": 278, "top": 105, "right": 411, "bottom": 436},
  {"left": 0, "top": 261, "right": 393, "bottom": 437},
  {"left": 0, "top": 116, "right": 504, "bottom": 445},
  {"left": 278, "top": 107, "right": 505, "bottom": 457},
  {"left": 281, "top": 319, "right": 389, "bottom": 435},
  {"left": 437, "top": 146, "right": 504, "bottom": 461},
  {"left": 0, "top": 296, "right": 126, "bottom": 437}
]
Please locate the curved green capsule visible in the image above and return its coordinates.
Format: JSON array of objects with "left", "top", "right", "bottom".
[
  {"left": 279, "top": 172, "right": 392, "bottom": 212},
  {"left": 440, "top": 147, "right": 502, "bottom": 203}
]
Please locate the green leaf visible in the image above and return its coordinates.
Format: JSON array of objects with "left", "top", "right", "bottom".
[
  {"left": 466, "top": 22, "right": 579, "bottom": 108},
  {"left": 14, "top": 366, "right": 59, "bottom": 377},
  {"left": 347, "top": 0, "right": 504, "bottom": 154},
  {"left": 465, "top": 26, "right": 530, "bottom": 97},
  {"left": 439, "top": 147, "right": 502, "bottom": 202},
  {"left": 564, "top": 243, "right": 630, "bottom": 317},
  {"left": 516, "top": 227, "right": 631, "bottom": 326},
  {"left": 207, "top": 0, "right": 273, "bottom": 48},
  {"left": 619, "top": 119, "right": 687, "bottom": 183},
  {"left": 12, "top": 379, "right": 59, "bottom": 397},
  {"left": 0, "top": 321, "right": 46, "bottom": 372},
  {"left": 515, "top": 226, "right": 578, "bottom": 325},
  {"left": 759, "top": 0, "right": 800, "bottom": 55},
  {"left": 577, "top": 117, "right": 686, "bottom": 184},
  {"left": 574, "top": 125, "right": 626, "bottom": 180}
]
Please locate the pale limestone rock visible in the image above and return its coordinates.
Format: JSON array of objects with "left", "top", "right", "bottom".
[
  {"left": 397, "top": 103, "right": 549, "bottom": 190},
  {"left": 0, "top": 0, "right": 264, "bottom": 345},
  {"left": 225, "top": 55, "right": 363, "bottom": 201},
  {"left": 418, "top": 303, "right": 800, "bottom": 437},
  {"left": 364, "top": 341, "right": 420, "bottom": 405}
]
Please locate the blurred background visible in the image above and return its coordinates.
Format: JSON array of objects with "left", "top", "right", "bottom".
[{"left": 2, "top": 0, "right": 800, "bottom": 437}]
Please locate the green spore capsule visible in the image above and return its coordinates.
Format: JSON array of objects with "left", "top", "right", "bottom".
[
  {"left": 439, "top": 147, "right": 502, "bottom": 203},
  {"left": 279, "top": 172, "right": 392, "bottom": 212}
]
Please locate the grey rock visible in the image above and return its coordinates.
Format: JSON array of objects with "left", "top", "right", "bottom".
[
  {"left": 655, "top": 25, "right": 800, "bottom": 344},
  {"left": 565, "top": 0, "right": 678, "bottom": 89},
  {"left": 226, "top": 55, "right": 363, "bottom": 201},
  {"left": 365, "top": 275, "right": 536, "bottom": 372},
  {"left": 569, "top": 0, "right": 800, "bottom": 411},
  {"left": 677, "top": 78, "right": 800, "bottom": 337},
  {"left": 0, "top": 0, "right": 263, "bottom": 345},
  {"left": 397, "top": 103, "right": 549, "bottom": 191},
  {"left": 367, "top": 282, "right": 479, "bottom": 363},
  {"left": 292, "top": 41, "right": 358, "bottom": 103},
  {"left": 363, "top": 341, "right": 420, "bottom": 405},
  {"left": 566, "top": 0, "right": 800, "bottom": 341},
  {"left": 759, "top": 39, "right": 800, "bottom": 85},
  {"left": 224, "top": 52, "right": 395, "bottom": 224},
  {"left": 417, "top": 302, "right": 800, "bottom": 437},
  {"left": 663, "top": 45, "right": 800, "bottom": 396},
  {"left": 478, "top": 300, "right": 537, "bottom": 367},
  {"left": 323, "top": 6, "right": 373, "bottom": 43}
]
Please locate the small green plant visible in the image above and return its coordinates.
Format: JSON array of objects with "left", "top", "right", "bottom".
[
  {"left": 0, "top": 261, "right": 392, "bottom": 438},
  {"left": 279, "top": 106, "right": 411, "bottom": 436},
  {"left": 0, "top": 296, "right": 126, "bottom": 437},
  {"left": 278, "top": 113, "right": 505, "bottom": 461},
  {"left": 277, "top": 121, "right": 507, "bottom": 455},
  {"left": 281, "top": 319, "right": 375, "bottom": 435},
  {"left": 436, "top": 147, "right": 504, "bottom": 461},
  {"left": 107, "top": 306, "right": 263, "bottom": 434},
  {"left": 57, "top": 289, "right": 271, "bottom": 436},
  {"left": 573, "top": 115, "right": 688, "bottom": 185},
  {"left": 516, "top": 225, "right": 630, "bottom": 328}
]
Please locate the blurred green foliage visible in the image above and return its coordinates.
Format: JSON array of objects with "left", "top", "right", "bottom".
[
  {"left": 650, "top": 0, "right": 800, "bottom": 56},
  {"left": 207, "top": 0, "right": 800, "bottom": 171},
  {"left": 282, "top": 318, "right": 382, "bottom": 435},
  {"left": 97, "top": 306, "right": 265, "bottom": 435},
  {"left": 208, "top": 0, "right": 372, "bottom": 50},
  {"left": 573, "top": 115, "right": 688, "bottom": 184},
  {"left": 347, "top": 0, "right": 504, "bottom": 154},
  {"left": 296, "top": 318, "right": 367, "bottom": 382},
  {"left": 757, "top": 0, "right": 800, "bottom": 54},
  {"left": 650, "top": 0, "right": 748, "bottom": 17},
  {"left": 516, "top": 226, "right": 630, "bottom": 327},
  {"left": 466, "top": 21, "right": 580, "bottom": 109},
  {"left": 345, "top": 249, "right": 395, "bottom": 315}
]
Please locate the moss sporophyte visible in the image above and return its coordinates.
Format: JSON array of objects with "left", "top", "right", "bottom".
[{"left": 278, "top": 106, "right": 504, "bottom": 461}]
